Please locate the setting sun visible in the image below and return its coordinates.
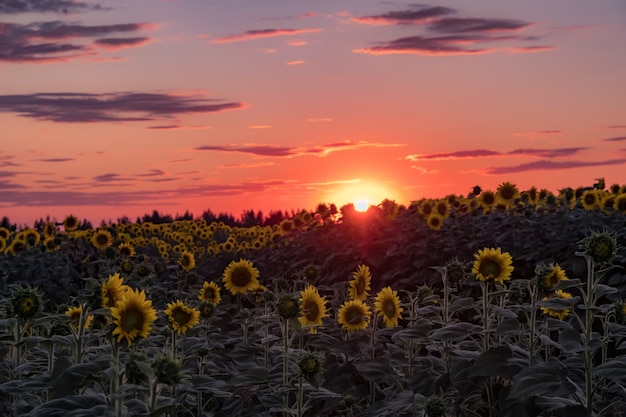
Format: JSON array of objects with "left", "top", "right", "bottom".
[{"left": 354, "top": 199, "right": 370, "bottom": 212}]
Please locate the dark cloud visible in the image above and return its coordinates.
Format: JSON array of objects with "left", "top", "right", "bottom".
[
  {"left": 606, "top": 125, "right": 626, "bottom": 129},
  {"left": 602, "top": 136, "right": 626, "bottom": 142},
  {"left": 351, "top": 6, "right": 456, "bottom": 25},
  {"left": 354, "top": 34, "right": 507, "bottom": 55},
  {"left": 136, "top": 169, "right": 166, "bottom": 177},
  {"left": 485, "top": 159, "right": 626, "bottom": 175},
  {"left": 195, "top": 140, "right": 404, "bottom": 158},
  {"left": 511, "top": 45, "right": 554, "bottom": 53},
  {"left": 407, "top": 147, "right": 588, "bottom": 161},
  {"left": 0, "top": 20, "right": 153, "bottom": 62},
  {"left": 0, "top": 0, "right": 104, "bottom": 14},
  {"left": 428, "top": 17, "right": 529, "bottom": 33},
  {"left": 212, "top": 28, "right": 320, "bottom": 43},
  {"left": 94, "top": 173, "right": 132, "bottom": 183},
  {"left": 93, "top": 37, "right": 151, "bottom": 49},
  {"left": 0, "top": 92, "right": 245, "bottom": 123},
  {"left": 35, "top": 158, "right": 75, "bottom": 162}
]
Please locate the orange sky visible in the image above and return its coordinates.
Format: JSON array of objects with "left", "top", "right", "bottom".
[{"left": 1, "top": 0, "right": 626, "bottom": 226}]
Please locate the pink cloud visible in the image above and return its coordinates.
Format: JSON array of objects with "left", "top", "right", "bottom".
[{"left": 212, "top": 28, "right": 321, "bottom": 43}]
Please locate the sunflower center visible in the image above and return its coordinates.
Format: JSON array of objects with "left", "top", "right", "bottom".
[
  {"left": 584, "top": 194, "right": 596, "bottom": 205},
  {"left": 304, "top": 300, "right": 320, "bottom": 321},
  {"left": 96, "top": 234, "right": 109, "bottom": 245},
  {"left": 345, "top": 305, "right": 365, "bottom": 325},
  {"left": 422, "top": 204, "right": 432, "bottom": 215},
  {"left": 121, "top": 307, "right": 144, "bottom": 333},
  {"left": 204, "top": 288, "right": 215, "bottom": 301},
  {"left": 437, "top": 204, "right": 447, "bottom": 215},
  {"left": 618, "top": 198, "right": 626, "bottom": 212},
  {"left": 383, "top": 300, "right": 396, "bottom": 317},
  {"left": 483, "top": 193, "right": 495, "bottom": 205},
  {"left": 19, "top": 298, "right": 35, "bottom": 313},
  {"left": 501, "top": 187, "right": 515, "bottom": 200},
  {"left": 181, "top": 256, "right": 191, "bottom": 267},
  {"left": 231, "top": 267, "right": 252, "bottom": 287},
  {"left": 172, "top": 308, "right": 191, "bottom": 326},
  {"left": 355, "top": 278, "right": 366, "bottom": 295},
  {"left": 479, "top": 258, "right": 501, "bottom": 279}
]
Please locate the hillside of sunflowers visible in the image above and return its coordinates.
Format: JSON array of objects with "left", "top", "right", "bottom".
[{"left": 1, "top": 179, "right": 626, "bottom": 417}]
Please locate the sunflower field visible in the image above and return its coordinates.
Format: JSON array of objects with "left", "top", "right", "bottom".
[{"left": 1, "top": 180, "right": 626, "bottom": 417}]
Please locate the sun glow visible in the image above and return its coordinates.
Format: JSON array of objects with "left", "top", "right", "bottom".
[{"left": 354, "top": 199, "right": 370, "bottom": 212}]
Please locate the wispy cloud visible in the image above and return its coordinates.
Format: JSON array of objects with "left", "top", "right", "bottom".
[
  {"left": 352, "top": 5, "right": 548, "bottom": 56},
  {"left": 605, "top": 125, "right": 626, "bottom": 129},
  {"left": 146, "top": 124, "right": 211, "bottom": 130},
  {"left": 484, "top": 159, "right": 626, "bottom": 175},
  {"left": 602, "top": 136, "right": 626, "bottom": 142},
  {"left": 33, "top": 158, "right": 75, "bottom": 162},
  {"left": 306, "top": 118, "right": 332, "bottom": 122},
  {"left": 0, "top": 0, "right": 105, "bottom": 15},
  {"left": 195, "top": 140, "right": 405, "bottom": 158},
  {"left": 406, "top": 147, "right": 588, "bottom": 161},
  {"left": 0, "top": 92, "right": 245, "bottom": 123},
  {"left": 514, "top": 130, "right": 562, "bottom": 139},
  {"left": 219, "top": 162, "right": 275, "bottom": 169},
  {"left": 510, "top": 45, "right": 554, "bottom": 53},
  {"left": 351, "top": 6, "right": 456, "bottom": 25},
  {"left": 0, "top": 20, "right": 155, "bottom": 62},
  {"left": 286, "top": 60, "right": 304, "bottom": 65},
  {"left": 411, "top": 166, "right": 439, "bottom": 174},
  {"left": 212, "top": 28, "right": 320, "bottom": 43},
  {"left": 249, "top": 125, "right": 272, "bottom": 129}
]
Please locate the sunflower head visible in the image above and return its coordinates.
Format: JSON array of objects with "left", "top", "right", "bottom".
[
  {"left": 178, "top": 250, "right": 196, "bottom": 272},
  {"left": 425, "top": 395, "right": 447, "bottom": 417},
  {"left": 478, "top": 190, "right": 497, "bottom": 211},
  {"left": 222, "top": 259, "right": 260, "bottom": 295},
  {"left": 9, "top": 286, "right": 44, "bottom": 319},
  {"left": 276, "top": 293, "right": 300, "bottom": 319},
  {"left": 298, "top": 285, "right": 328, "bottom": 330},
  {"left": 337, "top": 299, "right": 371, "bottom": 331},
  {"left": 63, "top": 215, "right": 79, "bottom": 232},
  {"left": 540, "top": 290, "right": 573, "bottom": 321},
  {"left": 426, "top": 214, "right": 444, "bottom": 231},
  {"left": 374, "top": 287, "right": 404, "bottom": 328},
  {"left": 153, "top": 355, "right": 182, "bottom": 386},
  {"left": 102, "top": 273, "right": 129, "bottom": 308},
  {"left": 445, "top": 258, "right": 467, "bottom": 287},
  {"left": 301, "top": 263, "right": 321, "bottom": 282},
  {"left": 614, "top": 300, "right": 626, "bottom": 325},
  {"left": 471, "top": 247, "right": 514, "bottom": 285},
  {"left": 298, "top": 352, "right": 324, "bottom": 379},
  {"left": 118, "top": 242, "right": 136, "bottom": 258},
  {"left": 348, "top": 264, "right": 372, "bottom": 301},
  {"left": 496, "top": 182, "right": 520, "bottom": 208},
  {"left": 198, "top": 301, "right": 216, "bottom": 319},
  {"left": 579, "top": 229, "right": 619, "bottom": 265},
  {"left": 535, "top": 263, "right": 568, "bottom": 294},
  {"left": 580, "top": 190, "right": 600, "bottom": 211},
  {"left": 111, "top": 288, "right": 158, "bottom": 345},
  {"left": 164, "top": 300, "right": 200, "bottom": 335},
  {"left": 198, "top": 281, "right": 221, "bottom": 305},
  {"left": 65, "top": 305, "right": 93, "bottom": 331},
  {"left": 91, "top": 229, "right": 113, "bottom": 250}
]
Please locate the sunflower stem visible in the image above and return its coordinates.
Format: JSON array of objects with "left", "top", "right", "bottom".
[
  {"left": 527, "top": 285, "right": 539, "bottom": 366},
  {"left": 583, "top": 254, "right": 596, "bottom": 413},
  {"left": 282, "top": 317, "right": 290, "bottom": 386}
]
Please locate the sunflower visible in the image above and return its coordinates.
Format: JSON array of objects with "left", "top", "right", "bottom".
[
  {"left": 222, "top": 259, "right": 260, "bottom": 295},
  {"left": 537, "top": 263, "right": 568, "bottom": 292},
  {"left": 198, "top": 281, "right": 222, "bottom": 305},
  {"left": 348, "top": 264, "right": 372, "bottom": 301},
  {"left": 613, "top": 193, "right": 626, "bottom": 214},
  {"left": 101, "top": 273, "right": 130, "bottom": 308},
  {"left": 21, "top": 228, "right": 41, "bottom": 246},
  {"left": 10, "top": 286, "right": 43, "bottom": 319},
  {"left": 496, "top": 182, "right": 520, "bottom": 208},
  {"left": 471, "top": 247, "right": 514, "bottom": 285},
  {"left": 374, "top": 287, "right": 404, "bottom": 328},
  {"left": 580, "top": 190, "right": 600, "bottom": 211},
  {"left": 118, "top": 242, "right": 136, "bottom": 257},
  {"left": 63, "top": 214, "right": 79, "bottom": 232},
  {"left": 0, "top": 227, "right": 10, "bottom": 240},
  {"left": 477, "top": 190, "right": 498, "bottom": 211},
  {"left": 178, "top": 250, "right": 196, "bottom": 272},
  {"left": 418, "top": 199, "right": 434, "bottom": 217},
  {"left": 43, "top": 222, "right": 57, "bottom": 238},
  {"left": 6, "top": 239, "right": 26, "bottom": 255},
  {"left": 65, "top": 305, "right": 94, "bottom": 330},
  {"left": 426, "top": 213, "right": 444, "bottom": 231},
  {"left": 0, "top": 238, "right": 6, "bottom": 253},
  {"left": 111, "top": 288, "right": 158, "bottom": 345},
  {"left": 540, "top": 290, "right": 573, "bottom": 320},
  {"left": 337, "top": 299, "right": 371, "bottom": 331},
  {"left": 164, "top": 300, "right": 200, "bottom": 335},
  {"left": 298, "top": 285, "right": 329, "bottom": 330},
  {"left": 276, "top": 293, "right": 300, "bottom": 319},
  {"left": 91, "top": 228, "right": 113, "bottom": 250},
  {"left": 43, "top": 237, "right": 57, "bottom": 252},
  {"left": 434, "top": 199, "right": 450, "bottom": 219}
]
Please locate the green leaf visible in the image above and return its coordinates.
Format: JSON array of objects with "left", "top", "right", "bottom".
[
  {"left": 495, "top": 318, "right": 521, "bottom": 337},
  {"left": 51, "top": 358, "right": 101, "bottom": 397},
  {"left": 449, "top": 297, "right": 475, "bottom": 314},
  {"left": 469, "top": 346, "right": 522, "bottom": 378},
  {"left": 558, "top": 329, "right": 584, "bottom": 353},
  {"left": 353, "top": 357, "right": 399, "bottom": 385},
  {"left": 507, "top": 360, "right": 577, "bottom": 400},
  {"left": 227, "top": 367, "right": 268, "bottom": 387},
  {"left": 593, "top": 356, "right": 626, "bottom": 382},
  {"left": 430, "top": 322, "right": 483, "bottom": 342}
]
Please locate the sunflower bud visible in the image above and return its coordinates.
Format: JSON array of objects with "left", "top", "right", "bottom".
[
  {"left": 424, "top": 395, "right": 447, "bottom": 417},
  {"left": 276, "top": 293, "right": 300, "bottom": 319},
  {"left": 198, "top": 301, "right": 215, "bottom": 320},
  {"left": 445, "top": 259, "right": 466, "bottom": 286},
  {"left": 579, "top": 229, "right": 618, "bottom": 264},
  {"left": 9, "top": 286, "right": 43, "bottom": 319},
  {"left": 125, "top": 352, "right": 151, "bottom": 385},
  {"left": 298, "top": 352, "right": 323, "bottom": 378},
  {"left": 120, "top": 260, "right": 134, "bottom": 274},
  {"left": 615, "top": 300, "right": 626, "bottom": 325},
  {"left": 154, "top": 355, "right": 182, "bottom": 385}
]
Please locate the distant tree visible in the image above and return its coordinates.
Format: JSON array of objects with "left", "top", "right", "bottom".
[
  {"left": 263, "top": 210, "right": 285, "bottom": 226},
  {"left": 117, "top": 216, "right": 132, "bottom": 224},
  {"left": 216, "top": 212, "right": 236, "bottom": 226},
  {"left": 200, "top": 208, "right": 217, "bottom": 223},
  {"left": 142, "top": 210, "right": 173, "bottom": 224},
  {"left": 240, "top": 209, "right": 263, "bottom": 227},
  {"left": 176, "top": 210, "right": 194, "bottom": 221},
  {"left": 1, "top": 216, "right": 15, "bottom": 231}
]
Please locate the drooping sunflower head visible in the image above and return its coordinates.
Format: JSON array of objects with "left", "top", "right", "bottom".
[
  {"left": 471, "top": 247, "right": 514, "bottom": 285},
  {"left": 535, "top": 263, "right": 568, "bottom": 294},
  {"left": 222, "top": 259, "right": 260, "bottom": 295},
  {"left": 153, "top": 355, "right": 182, "bottom": 386},
  {"left": 496, "top": 182, "right": 520, "bottom": 208},
  {"left": 374, "top": 287, "right": 404, "bottom": 328},
  {"left": 164, "top": 300, "right": 200, "bottom": 335},
  {"left": 101, "top": 272, "right": 130, "bottom": 308},
  {"left": 125, "top": 352, "right": 152, "bottom": 385},
  {"left": 579, "top": 229, "right": 619, "bottom": 265},
  {"left": 178, "top": 250, "right": 196, "bottom": 272},
  {"left": 540, "top": 290, "right": 573, "bottom": 321},
  {"left": 298, "top": 285, "right": 328, "bottom": 329},
  {"left": 118, "top": 242, "right": 136, "bottom": 258},
  {"left": 614, "top": 300, "right": 626, "bottom": 325},
  {"left": 348, "top": 264, "right": 372, "bottom": 301},
  {"left": 110, "top": 288, "right": 158, "bottom": 345},
  {"left": 91, "top": 228, "right": 113, "bottom": 250},
  {"left": 337, "top": 299, "right": 371, "bottom": 331},
  {"left": 9, "top": 286, "right": 44, "bottom": 319},
  {"left": 445, "top": 258, "right": 467, "bottom": 286},
  {"left": 301, "top": 263, "right": 321, "bottom": 282},
  {"left": 198, "top": 281, "right": 221, "bottom": 305},
  {"left": 65, "top": 305, "right": 94, "bottom": 330},
  {"left": 43, "top": 237, "right": 58, "bottom": 252},
  {"left": 276, "top": 292, "right": 300, "bottom": 319},
  {"left": 63, "top": 214, "right": 79, "bottom": 232}
]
